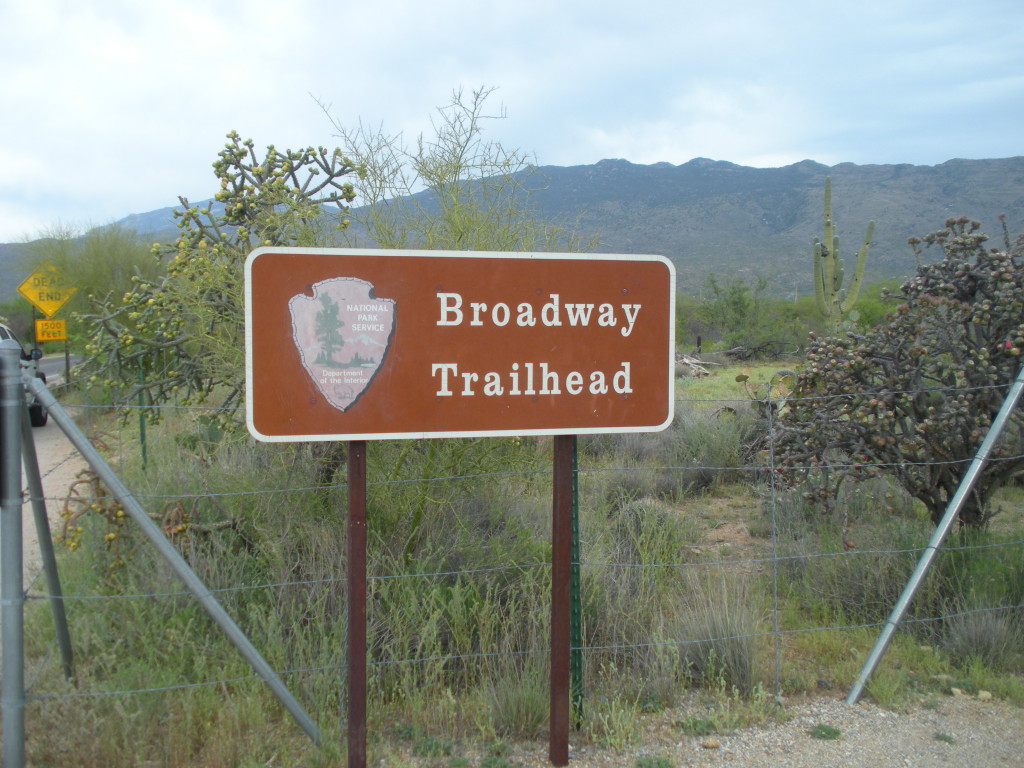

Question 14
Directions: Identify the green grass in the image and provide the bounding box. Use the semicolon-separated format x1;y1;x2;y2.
676;362;797;406
808;724;842;740
635;756;674;768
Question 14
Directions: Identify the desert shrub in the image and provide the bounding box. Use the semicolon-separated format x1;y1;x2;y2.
696;274;809;356
609;500;690;571
677;571;765;696
768;472;919;540
782;542;919;626
634;644;685;713
671;407;755;488
774;479;1024;641
577;480;705;659
635;757;674;768
586;687;642;750
928;529;1024;607
487;656;548;737
772;486;932;627
581;407;756;503
601;467;663;507
779;217;1024;528
365;437;546;565
940;602;1023;669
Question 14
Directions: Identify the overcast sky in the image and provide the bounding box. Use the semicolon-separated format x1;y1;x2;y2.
1;0;1021;243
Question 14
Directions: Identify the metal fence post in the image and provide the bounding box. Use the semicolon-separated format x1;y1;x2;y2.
1;339;26;768
847;362;1024;704
20;407;74;681
23;375;322;744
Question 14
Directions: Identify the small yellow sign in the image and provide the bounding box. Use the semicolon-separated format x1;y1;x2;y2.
18;267;77;318
35;318;67;342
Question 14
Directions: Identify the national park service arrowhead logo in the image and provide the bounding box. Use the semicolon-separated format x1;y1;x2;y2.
288;278;396;412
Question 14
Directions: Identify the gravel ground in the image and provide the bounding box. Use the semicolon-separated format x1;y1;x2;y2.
488;693;1024;768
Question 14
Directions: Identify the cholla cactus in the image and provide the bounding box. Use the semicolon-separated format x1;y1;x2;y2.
813;177;874;329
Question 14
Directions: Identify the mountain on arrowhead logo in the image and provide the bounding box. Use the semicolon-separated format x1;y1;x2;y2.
288;278;396;412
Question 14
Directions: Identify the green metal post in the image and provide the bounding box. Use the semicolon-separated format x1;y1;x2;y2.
570;434;583;726
137;347;147;470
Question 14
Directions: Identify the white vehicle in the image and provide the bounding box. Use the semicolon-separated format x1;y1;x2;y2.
0;322;48;427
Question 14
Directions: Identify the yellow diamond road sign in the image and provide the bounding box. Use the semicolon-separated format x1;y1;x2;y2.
18;268;77;317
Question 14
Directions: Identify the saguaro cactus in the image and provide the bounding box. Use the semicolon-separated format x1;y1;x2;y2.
813;177;874;329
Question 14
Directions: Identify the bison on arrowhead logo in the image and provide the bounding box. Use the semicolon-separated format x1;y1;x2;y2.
288;278;396;412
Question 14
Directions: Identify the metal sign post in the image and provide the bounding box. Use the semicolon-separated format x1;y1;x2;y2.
550;435;574;766
347;441;368;766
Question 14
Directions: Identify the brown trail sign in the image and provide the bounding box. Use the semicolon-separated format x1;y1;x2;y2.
245;248;675;440
244;248;674;767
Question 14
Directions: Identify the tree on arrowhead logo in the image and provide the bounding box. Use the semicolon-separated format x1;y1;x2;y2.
288;278;396;412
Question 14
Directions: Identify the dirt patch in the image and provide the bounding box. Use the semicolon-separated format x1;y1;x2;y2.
682;491;768;563
18;419;89;584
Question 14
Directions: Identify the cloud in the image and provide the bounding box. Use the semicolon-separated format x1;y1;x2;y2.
1;0;1022;241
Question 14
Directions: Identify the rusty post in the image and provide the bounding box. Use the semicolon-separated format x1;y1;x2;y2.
347;440;368;768
550;435;573;766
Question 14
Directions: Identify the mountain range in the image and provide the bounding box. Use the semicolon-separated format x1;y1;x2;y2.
3;155;1022;302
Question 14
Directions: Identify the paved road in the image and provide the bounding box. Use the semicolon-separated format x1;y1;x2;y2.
37;354;82;383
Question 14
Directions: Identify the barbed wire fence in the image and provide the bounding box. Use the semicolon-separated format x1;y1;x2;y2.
16;380;1024;743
